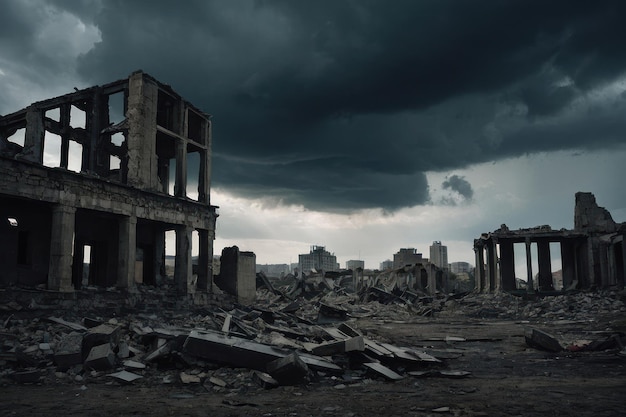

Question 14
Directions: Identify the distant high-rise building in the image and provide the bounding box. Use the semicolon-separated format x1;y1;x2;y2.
346;260;365;270
450;261;472;274
379;259;394;270
430;241;448;270
393;248;426;269
298;245;339;273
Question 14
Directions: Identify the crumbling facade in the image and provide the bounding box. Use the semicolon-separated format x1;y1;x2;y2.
474;192;625;292
215;246;256;304
0;71;217;297
298;246;339;273
393;248;426;269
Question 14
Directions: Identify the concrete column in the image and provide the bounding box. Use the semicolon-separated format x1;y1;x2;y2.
127;73;159;190
117;215;137;289
48;205;76;292
499;240;516;291
474;244;485;292
561;240;576;290
196;229;211;292
175;139;187;198
599;243;610;287
198;149;209;204
537;240;554;291
174;225;193;294
23;106;44;163
486;240;497;292
59;104;70;169
525;238;534;292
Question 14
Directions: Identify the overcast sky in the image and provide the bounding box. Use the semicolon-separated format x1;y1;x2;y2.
2;0;625;270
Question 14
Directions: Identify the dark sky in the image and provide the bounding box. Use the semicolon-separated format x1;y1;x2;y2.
3;0;625;213
0;0;626;211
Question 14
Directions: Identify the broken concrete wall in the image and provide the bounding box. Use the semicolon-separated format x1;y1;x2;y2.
575;192;617;234
216;246;256;304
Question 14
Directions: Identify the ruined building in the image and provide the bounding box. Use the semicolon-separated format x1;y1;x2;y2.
474;192;625;292
393;248;426;269
0;71;218;298
298;246;339;274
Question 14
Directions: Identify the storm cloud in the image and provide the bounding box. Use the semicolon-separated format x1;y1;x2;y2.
442;175;474;202
2;0;626;211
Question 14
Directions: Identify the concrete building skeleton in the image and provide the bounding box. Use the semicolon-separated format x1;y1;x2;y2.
474;192;625;292
0;71;218;298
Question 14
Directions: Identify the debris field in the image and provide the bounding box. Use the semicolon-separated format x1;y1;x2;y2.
2;283;626;416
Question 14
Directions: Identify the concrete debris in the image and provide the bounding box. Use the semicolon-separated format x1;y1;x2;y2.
1;282;625;397
525;327;563;352
84;343;116;370
266;352;311;385
311;336;364;356
108;370;143;383
252;371;279;389
180;372;201;384
362;362;404;381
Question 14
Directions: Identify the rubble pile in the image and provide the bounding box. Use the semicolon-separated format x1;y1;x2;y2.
444;290;626;321
3;273;625;392
1;290;452;391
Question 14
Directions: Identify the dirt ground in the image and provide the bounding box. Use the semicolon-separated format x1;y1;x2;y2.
2;306;625;417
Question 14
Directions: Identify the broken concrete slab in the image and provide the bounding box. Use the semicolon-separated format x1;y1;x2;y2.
266;352;311;385
317;303;349;323
84;343;116;371
108;370;143;383
311;336;365;356
123;359;146;370
363;362;403;381
208;376;228;387
47;316;87;331
183;330;287;371
82;324;120;359
183;330;342;374
252;371;279;389
525;327;563;352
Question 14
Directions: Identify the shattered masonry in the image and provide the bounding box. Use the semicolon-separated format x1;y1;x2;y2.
0;71;217;297
474;192;626;292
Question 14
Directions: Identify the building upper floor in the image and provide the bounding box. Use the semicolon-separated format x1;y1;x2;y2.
0;70;212;205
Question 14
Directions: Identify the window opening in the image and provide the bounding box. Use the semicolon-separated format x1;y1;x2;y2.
45;108;60;122
164;230;176;280
82;244;92;287
70;105;86;129
550;242;563;290
6;128;25;146
67;140;83;173
186;149;200;200
43;132;62;167
108;92;126;124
